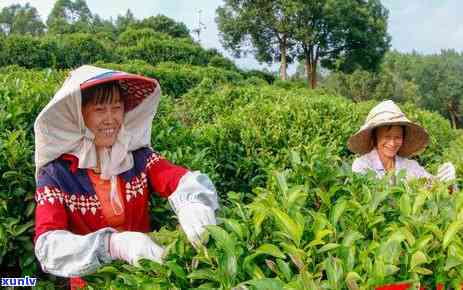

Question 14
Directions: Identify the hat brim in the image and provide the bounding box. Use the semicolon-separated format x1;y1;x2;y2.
80;73;157;112
347;121;429;157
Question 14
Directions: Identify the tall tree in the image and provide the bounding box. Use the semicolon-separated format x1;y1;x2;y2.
46;0;93;34
416;50;463;129
216;0;297;80
292;0;390;88
0;3;45;36
137;15;190;39
115;9;137;34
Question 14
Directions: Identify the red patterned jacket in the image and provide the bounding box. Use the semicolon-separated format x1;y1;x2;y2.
34;147;188;242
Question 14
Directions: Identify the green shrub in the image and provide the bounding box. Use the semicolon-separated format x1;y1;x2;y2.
86;166;463;289
208;55;238;71
272;79;307;89
116;37;210;66
1;64;462;288
179;83;461;193
56;33;111;69
96;61;244;97
241;69;276;84
0;66;67;276
0;35;54;68
118;28;171;46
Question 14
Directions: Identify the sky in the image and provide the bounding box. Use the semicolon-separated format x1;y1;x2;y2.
1;0;463;74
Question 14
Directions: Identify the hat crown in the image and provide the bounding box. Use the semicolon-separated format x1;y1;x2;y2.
366;100;405;123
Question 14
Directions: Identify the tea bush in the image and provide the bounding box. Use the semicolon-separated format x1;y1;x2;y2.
1;65;462;289
0;66;67;277
178;81;460;193
96;61;244;97
86;164;463;289
115;37;211;67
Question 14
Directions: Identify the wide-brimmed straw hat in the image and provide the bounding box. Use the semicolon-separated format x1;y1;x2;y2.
80;70;157;112
347;100;429;157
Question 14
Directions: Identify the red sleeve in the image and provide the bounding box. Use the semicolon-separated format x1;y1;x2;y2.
145;151;188;198
34;171;69;243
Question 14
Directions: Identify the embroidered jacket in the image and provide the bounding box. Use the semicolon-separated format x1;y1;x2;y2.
34;147;187;241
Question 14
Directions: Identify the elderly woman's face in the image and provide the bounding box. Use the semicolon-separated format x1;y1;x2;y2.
82;88;124;149
375;125;404;159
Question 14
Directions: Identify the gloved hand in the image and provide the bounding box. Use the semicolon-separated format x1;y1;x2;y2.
109;231;164;266
177;203;216;246
436;162;456;182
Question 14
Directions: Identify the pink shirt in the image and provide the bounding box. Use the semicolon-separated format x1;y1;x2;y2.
352;149;432;180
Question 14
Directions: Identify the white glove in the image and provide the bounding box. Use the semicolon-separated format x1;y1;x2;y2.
436;162;456;182
177;203;216;245
109;231;164;266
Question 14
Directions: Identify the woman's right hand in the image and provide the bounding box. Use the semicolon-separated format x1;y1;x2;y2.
109;231;165;266
436;162;456;182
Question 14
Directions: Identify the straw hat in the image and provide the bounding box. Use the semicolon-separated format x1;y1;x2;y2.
347;100;429;157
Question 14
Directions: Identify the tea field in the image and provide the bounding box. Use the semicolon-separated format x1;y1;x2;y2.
1;63;463;289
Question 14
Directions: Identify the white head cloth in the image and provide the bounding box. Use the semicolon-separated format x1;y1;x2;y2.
34;65;161;211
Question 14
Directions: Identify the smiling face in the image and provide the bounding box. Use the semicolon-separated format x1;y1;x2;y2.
81;83;124;149
374;125;404;159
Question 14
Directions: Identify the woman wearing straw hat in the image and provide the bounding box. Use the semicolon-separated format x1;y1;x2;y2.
347;100;456;182
33;65;219;288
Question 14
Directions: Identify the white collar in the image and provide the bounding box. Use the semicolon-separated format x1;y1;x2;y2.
366;148;406;173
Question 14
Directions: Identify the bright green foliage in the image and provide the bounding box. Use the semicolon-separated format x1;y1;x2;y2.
0;66;67;277
0;31;236;72
86;167;463;289
56;33;112;69
178;82;459;193
0;34;110;69
0;35;55;68
0;63;462;288
208;55;238;71
117;28;172;46
96;61;244;97
115;37;210;66
135;15;191;39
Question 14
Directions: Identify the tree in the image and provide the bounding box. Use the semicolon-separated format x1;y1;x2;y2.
92;14;117;38
137;15;190;39
0;3;45;36
115;9;137;34
216;0;297;80
46;0;93;34
415;50;463;129
292;0;390;88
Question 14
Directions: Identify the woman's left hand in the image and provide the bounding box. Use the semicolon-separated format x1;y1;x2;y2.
177;203;216;246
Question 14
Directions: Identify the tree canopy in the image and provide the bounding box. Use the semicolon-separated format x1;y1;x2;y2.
216;0;390;86
46;0;93;34
0;3;45;36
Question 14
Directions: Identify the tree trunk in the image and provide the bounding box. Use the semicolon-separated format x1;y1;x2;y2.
310;61;317;89
304;45;313;89
280;36;287;80
448;103;459;129
304;45;318;89
304;57;311;89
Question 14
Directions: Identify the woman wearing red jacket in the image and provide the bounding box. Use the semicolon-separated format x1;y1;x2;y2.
33;65;219;288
